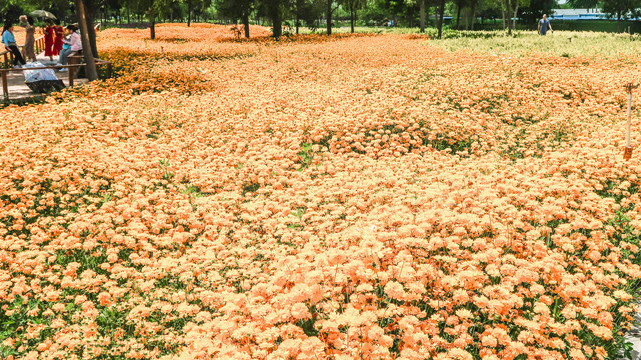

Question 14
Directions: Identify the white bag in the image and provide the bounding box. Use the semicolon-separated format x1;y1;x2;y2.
23;62;59;83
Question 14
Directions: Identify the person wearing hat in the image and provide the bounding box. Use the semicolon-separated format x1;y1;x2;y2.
19;15;37;62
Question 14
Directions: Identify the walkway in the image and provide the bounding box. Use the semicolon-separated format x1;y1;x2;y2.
624;309;641;359
2;53;88;101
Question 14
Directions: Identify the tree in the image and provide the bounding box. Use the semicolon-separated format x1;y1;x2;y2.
80;0;101;57
566;0;598;7
75;0;98;81
454;0;468;28
511;0;529;30
187;0;192;25
23;0;72;20
358;0;389;26
469;0;481;29
602;0;641;22
191;0;213;24
185;0;211;26
262;0;284;39
420;0;426;32
489;0;527;34
325;0;339;35
128;0;177;39
292;0;321;34
0;0;29;23
437;0;445;37
216;0;254;37
340;0;365;32
384;0;406;27
518;0;554;29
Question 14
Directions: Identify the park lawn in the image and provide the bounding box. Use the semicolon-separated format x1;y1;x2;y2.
1;25;641;359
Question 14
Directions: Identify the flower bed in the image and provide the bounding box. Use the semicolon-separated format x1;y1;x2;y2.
1;30;641;360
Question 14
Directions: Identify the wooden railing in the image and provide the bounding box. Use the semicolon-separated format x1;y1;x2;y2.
34;36;46;55
0;58;112;102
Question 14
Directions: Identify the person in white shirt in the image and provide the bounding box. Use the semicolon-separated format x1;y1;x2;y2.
57;25;82;72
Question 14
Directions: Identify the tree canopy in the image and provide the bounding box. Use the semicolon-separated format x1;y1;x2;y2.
3;0;640;41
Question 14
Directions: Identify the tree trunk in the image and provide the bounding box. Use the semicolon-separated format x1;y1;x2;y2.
188;0;192;27
271;0;282;39
512;4;518;30
75;0;98;81
504;0;512;34
427;3;430;28
437;0;445;38
150;18;156;39
456;0;462;29
243;13;250;38
84;4;99;58
420;0;426;32
350;8;355;33
327;0;332;35
471;0;476;30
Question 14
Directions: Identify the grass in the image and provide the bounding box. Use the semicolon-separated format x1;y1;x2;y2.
291;25;641;58
429;30;641;57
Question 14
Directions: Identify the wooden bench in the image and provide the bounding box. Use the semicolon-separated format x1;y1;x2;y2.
68;50;83;66
67;51;113;86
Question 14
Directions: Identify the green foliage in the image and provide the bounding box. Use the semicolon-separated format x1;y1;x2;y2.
297;142;315;169
518;0;556;29
0;0;28;23
601;0;641;21
0;295;53;358
241;181;260;195
159;159;174;180
180;184;210;200
215;0;254;24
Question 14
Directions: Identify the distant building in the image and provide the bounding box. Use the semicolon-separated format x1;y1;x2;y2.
550;8;606;20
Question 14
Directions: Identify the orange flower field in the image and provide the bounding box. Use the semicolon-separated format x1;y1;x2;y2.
2;25;641;359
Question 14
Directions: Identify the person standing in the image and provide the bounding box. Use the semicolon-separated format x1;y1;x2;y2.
2;23;26;68
538;14;553;35
53;19;64;56
19;16;37;63
42;19;55;61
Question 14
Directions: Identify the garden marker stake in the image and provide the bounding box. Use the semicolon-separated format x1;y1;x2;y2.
624;83;638;160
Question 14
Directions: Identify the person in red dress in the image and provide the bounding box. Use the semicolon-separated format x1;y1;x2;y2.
42;19;54;61
53;19;63;56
